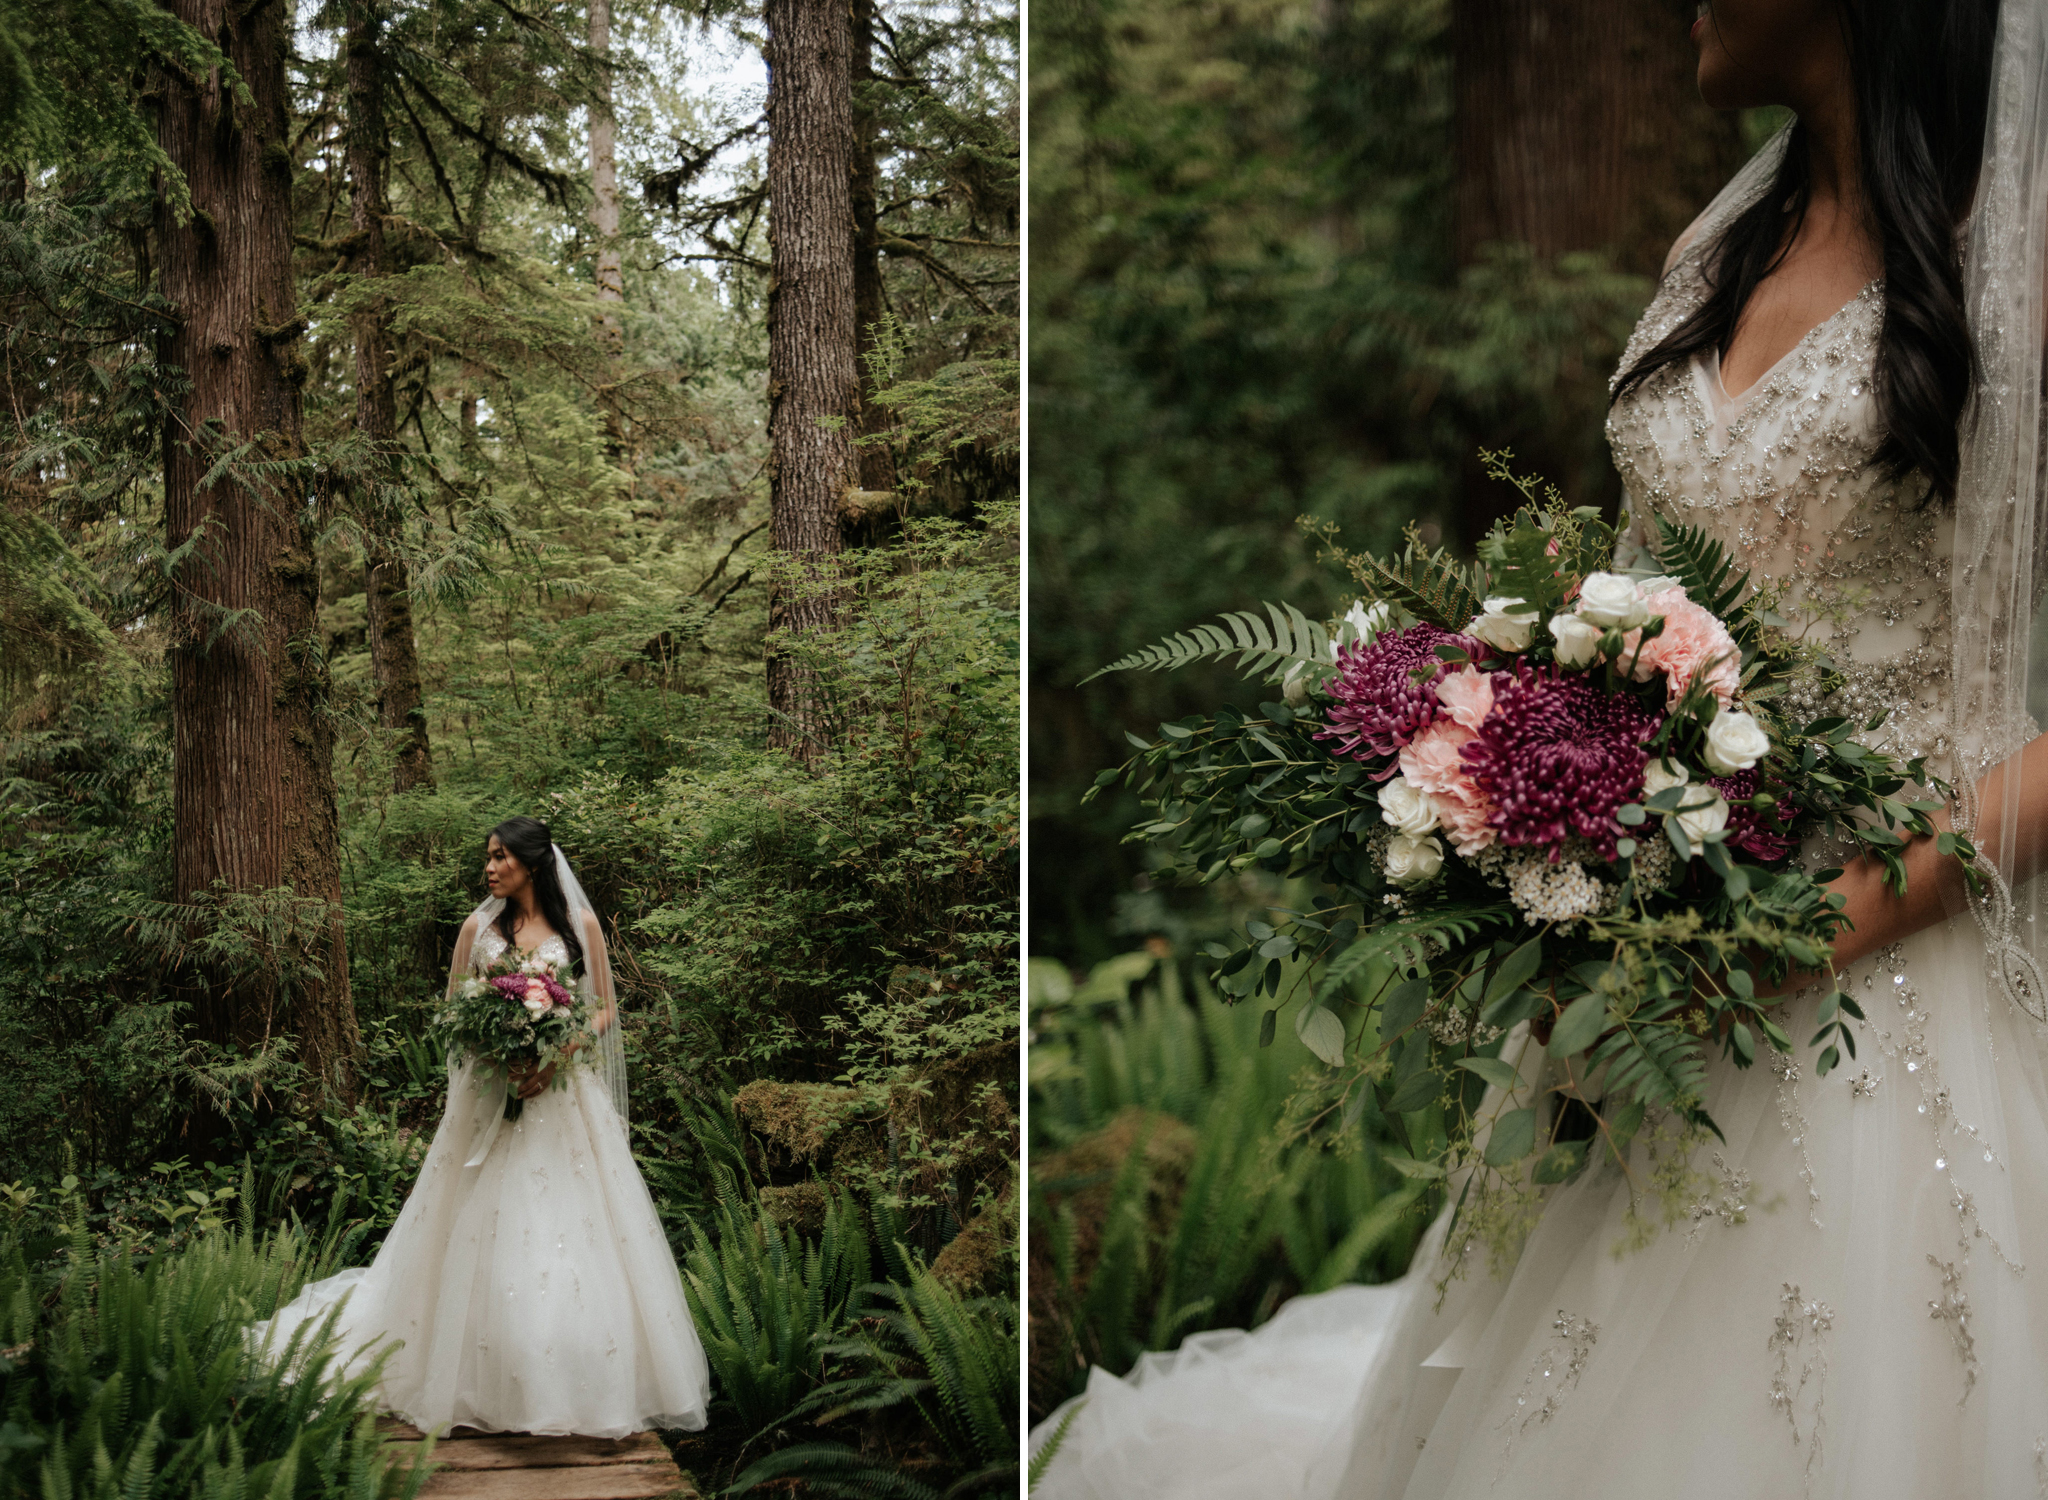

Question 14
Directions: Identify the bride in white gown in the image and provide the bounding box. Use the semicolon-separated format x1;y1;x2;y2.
252;816;712;1438
1031;1;2048;1495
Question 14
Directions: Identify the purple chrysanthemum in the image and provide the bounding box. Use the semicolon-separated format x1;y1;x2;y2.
1461;665;1660;854
1709;768;1797;862
1317;622;1486;774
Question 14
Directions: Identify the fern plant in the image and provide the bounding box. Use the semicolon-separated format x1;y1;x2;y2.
1079;601;1333;686
0;1205;434;1500
720;1264;1018;1499
677;1170;874;1438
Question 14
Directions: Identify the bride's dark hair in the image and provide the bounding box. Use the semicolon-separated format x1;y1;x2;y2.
488;815;585;973
1612;0;2000;506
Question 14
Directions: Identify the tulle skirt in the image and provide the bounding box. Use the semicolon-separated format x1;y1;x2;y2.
1029;914;2048;1498
250;1058;711;1438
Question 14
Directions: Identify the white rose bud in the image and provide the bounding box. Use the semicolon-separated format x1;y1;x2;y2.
1673;790;1731;848
1282;661;1310;707
1575;572;1651;629
1641;757;1689;797
1702;709;1770;775
1465;596;1539;653
1342;599;1392;648
1634;575;1682;596
1384;833;1445;885
1548;611;1605;668
1378;776;1442;837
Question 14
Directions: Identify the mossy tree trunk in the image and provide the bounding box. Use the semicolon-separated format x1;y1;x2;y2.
156;0;360;1108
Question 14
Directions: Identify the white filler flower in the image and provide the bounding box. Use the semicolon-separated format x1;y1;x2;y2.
1385;833;1445;884
1378;776;1442;836
1575;572;1651;630
1466;596;1540;652
1703;709;1770;774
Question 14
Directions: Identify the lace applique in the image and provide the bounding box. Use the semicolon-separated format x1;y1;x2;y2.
1850;1068;1881;1099
1494;1311;1599;1479
472;922;570;972
1766;1282;1832;1483
1769;1051;1823;1229
1683;1151;1752;1245
1928;1257;1979;1403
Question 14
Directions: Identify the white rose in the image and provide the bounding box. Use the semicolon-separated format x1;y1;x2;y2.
522;996;550;1017
1378;776;1441;837
1548;611;1605;668
1634;575;1682;596
1384;833;1445;885
1641;757;1689;797
1702;709;1770;775
1575;572;1650;629
1673;789;1730;848
1466;596;1539;653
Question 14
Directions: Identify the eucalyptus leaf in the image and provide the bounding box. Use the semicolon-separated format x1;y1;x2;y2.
1482;1107;1537;1168
1456;1055;1522;1092
1295;1004;1346;1066
1548;990;1609;1058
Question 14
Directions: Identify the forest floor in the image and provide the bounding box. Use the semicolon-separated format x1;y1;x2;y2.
380;1420;699;1499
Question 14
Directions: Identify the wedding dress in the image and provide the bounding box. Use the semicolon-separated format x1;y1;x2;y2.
1029;59;2048;1500
251;875;712;1438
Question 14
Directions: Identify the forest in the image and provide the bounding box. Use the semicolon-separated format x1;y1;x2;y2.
0;0;1017;1494
1028;0;1776;1435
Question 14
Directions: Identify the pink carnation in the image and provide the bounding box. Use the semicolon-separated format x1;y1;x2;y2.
1628;587;1740;709
1400;720;1497;855
1435;667;1496;731
1399;720;1476;796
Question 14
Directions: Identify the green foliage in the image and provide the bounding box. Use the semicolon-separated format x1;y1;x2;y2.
1027;955;1424;1422
0;1205;432;1500
679;1176;875;1439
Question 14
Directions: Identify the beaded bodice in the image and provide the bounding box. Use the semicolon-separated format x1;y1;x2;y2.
472;922;570;972
1605;244;1955;774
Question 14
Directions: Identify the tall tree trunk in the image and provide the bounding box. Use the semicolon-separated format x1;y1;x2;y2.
764;0;858;766
156;0;359;1108
589;0;624;358
347;0;433;793
1451;0;1745;535
849;0;897;514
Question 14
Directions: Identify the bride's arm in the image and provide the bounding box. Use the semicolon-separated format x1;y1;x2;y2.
580;908;617;1038
1799;734;2048;976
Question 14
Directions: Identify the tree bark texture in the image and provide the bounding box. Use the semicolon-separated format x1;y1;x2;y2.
347;0;433;794
590;0;624;353
765;0;858;765
156;0;359;1105
1452;0;1744;277
850;0;898;506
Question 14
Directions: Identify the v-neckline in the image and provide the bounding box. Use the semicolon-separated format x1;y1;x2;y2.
1706;278;1879;407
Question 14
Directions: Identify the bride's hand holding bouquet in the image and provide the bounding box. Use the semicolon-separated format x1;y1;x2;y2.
433;951;596;1119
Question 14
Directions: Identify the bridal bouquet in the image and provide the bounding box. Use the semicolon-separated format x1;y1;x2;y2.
434;951;594;1120
1088;457;1975;1234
